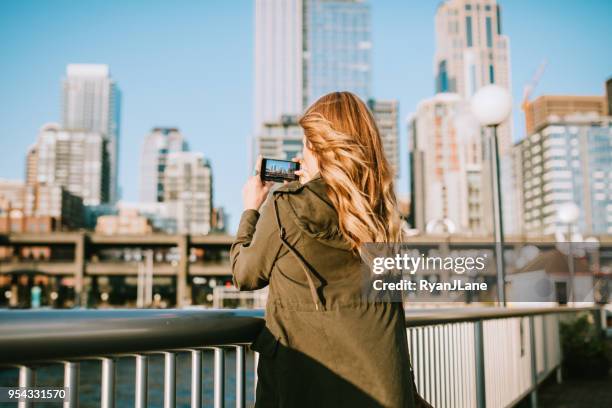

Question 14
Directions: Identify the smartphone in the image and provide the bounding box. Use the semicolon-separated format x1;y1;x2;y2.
260;158;300;183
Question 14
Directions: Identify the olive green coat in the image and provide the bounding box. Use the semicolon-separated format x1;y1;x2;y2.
231;175;419;408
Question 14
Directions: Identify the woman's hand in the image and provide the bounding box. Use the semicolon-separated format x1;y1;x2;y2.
293;156;315;184
243;156;274;211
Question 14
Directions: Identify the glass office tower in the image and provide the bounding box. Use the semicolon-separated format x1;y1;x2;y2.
305;0;372;105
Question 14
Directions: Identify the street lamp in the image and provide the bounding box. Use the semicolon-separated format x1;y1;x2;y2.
471;85;512;306
557;202;580;304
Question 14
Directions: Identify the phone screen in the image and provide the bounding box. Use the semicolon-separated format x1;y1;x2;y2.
261;158;300;182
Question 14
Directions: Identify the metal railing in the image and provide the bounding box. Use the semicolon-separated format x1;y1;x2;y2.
0;306;599;408
0;309;264;408
404;307;598;408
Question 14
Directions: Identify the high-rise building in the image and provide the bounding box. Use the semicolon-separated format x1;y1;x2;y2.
254;0;304;132
0;179;26;211
411;0;516;236
256;115;304;160
0;180;83;232
514;92;612;236
164;152;213;235
434;0;512;152
524;95;607;136
368;99;399;178
306;0;371;105
24;184;84;230
409;93;490;234
62;64;121;202
253;0;372;161
514;117;612;236
34;123;110;206
0;180;26;234
139;127;189;203
25;145;38;187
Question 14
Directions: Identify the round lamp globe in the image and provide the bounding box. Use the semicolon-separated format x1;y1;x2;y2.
470;85;512;126
557;202;580;224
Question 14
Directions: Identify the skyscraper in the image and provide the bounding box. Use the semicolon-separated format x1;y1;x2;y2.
62;64;121;202
434;0;512;152
164;152;213;235
524;95;607;136
25;144;38;186
256;115;304;160
515;117;612;236
253;0;372;161
34;123;110;206
409;94;490;233
139;127;189;203
368;99;399;178
514;92;612;235
254;0;304;132
306;0;371;105
409;0;516;236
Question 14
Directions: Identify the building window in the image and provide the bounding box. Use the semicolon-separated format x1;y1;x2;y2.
465;4;472;10
466;16;473;47
496;6;502;34
486;17;493;47
489;65;495;84
437;60;449;92
470;64;476;95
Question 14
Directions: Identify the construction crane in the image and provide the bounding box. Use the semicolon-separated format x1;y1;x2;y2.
521;59;548;111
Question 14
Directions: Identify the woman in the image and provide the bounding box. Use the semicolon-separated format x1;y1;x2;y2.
231;92;430;407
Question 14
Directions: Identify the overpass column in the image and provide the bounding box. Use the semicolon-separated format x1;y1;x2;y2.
74;232;86;307
177;235;190;307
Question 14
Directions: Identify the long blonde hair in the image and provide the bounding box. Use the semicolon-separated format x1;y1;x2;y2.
299;91;401;251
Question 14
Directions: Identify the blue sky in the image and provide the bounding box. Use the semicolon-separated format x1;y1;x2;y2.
1;0;610;233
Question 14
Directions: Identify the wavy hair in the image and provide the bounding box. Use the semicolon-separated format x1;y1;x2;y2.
299;91;401;251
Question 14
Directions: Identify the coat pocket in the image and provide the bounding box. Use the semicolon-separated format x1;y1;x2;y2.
250;326;280;358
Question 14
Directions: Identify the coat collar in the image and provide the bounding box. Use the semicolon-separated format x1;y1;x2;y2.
274;173;333;205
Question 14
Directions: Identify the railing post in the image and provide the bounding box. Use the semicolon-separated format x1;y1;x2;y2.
474;320;486;408
164;352;176;408
74;232;86;307
100;357;115;408
191;350;202;408
253;351;259;403
63;361;79;408
542;315;548;373
214;347;225;408
135;354;148;408
529;316;538;408
235;345;246;408
176;235;190;307
555;313;563;384
18;365;34;408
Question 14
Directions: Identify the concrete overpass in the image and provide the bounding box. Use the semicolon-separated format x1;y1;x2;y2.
1;232;611;306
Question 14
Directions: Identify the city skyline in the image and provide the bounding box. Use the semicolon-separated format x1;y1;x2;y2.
1;0;611;232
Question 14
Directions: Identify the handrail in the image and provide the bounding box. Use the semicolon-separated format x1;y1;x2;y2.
0;309;265;366
403;306;598;327
0;306;597;366
0;306;603;407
